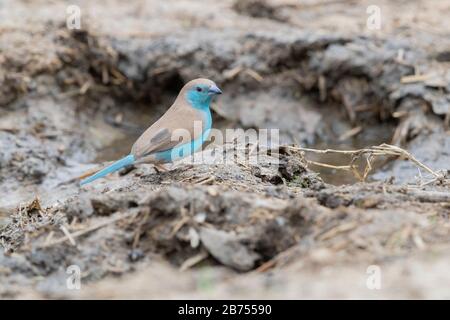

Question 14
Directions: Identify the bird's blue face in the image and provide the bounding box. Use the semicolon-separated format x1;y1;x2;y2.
186;83;222;110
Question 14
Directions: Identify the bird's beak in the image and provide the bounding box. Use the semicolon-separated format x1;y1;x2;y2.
208;84;222;95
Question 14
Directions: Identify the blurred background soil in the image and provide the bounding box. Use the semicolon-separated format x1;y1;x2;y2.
0;0;449;299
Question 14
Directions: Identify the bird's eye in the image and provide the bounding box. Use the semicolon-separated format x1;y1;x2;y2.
196;87;202;92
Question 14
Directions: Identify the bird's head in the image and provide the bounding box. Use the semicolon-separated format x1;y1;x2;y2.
183;78;222;110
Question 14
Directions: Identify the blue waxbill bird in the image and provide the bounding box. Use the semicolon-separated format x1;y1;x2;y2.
80;78;222;185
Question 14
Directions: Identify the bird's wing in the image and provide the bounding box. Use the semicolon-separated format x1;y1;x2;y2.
131;105;205;159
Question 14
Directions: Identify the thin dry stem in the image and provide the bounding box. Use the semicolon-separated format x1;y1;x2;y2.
284;143;444;182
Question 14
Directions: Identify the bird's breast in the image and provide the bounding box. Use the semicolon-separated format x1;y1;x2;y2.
153;108;212;163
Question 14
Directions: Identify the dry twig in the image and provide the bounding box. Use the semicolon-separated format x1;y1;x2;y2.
280;143;444;183
39;212;136;248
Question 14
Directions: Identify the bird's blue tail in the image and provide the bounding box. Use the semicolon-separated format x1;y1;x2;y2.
80;154;135;186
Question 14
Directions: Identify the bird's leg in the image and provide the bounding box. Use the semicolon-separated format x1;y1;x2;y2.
154;163;169;173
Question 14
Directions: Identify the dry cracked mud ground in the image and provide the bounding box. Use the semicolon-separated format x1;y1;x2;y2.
0;0;449;299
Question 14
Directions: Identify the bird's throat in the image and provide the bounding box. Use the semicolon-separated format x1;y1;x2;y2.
187;92;212;110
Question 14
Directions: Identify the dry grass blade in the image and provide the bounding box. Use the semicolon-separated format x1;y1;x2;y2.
39;212;136;248
284;143;445;183
179;251;209;271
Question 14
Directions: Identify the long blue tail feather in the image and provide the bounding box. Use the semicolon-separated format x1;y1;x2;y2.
80;154;135;185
